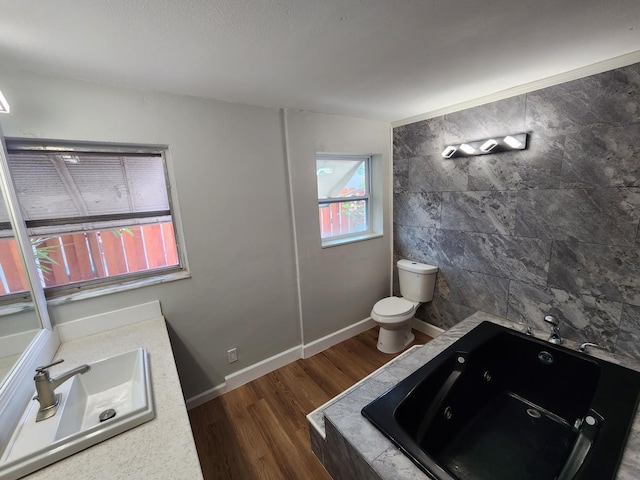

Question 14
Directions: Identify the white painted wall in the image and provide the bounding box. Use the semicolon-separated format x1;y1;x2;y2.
285;110;392;342
0;71;391;399
0;309;40;337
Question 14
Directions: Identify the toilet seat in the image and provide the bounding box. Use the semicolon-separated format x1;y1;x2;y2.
371;297;417;323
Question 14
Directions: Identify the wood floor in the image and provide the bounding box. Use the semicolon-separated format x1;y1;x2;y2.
188;328;432;480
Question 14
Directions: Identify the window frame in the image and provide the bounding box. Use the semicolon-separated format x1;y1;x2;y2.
2;138;188;301
316;153;373;245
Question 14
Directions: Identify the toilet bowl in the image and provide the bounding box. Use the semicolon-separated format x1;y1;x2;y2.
371;297;418;354
371;260;438;354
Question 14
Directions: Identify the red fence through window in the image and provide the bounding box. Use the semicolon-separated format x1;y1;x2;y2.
319;186;367;238
0;221;178;296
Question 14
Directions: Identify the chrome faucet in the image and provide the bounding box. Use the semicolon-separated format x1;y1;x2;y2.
544;315;562;345
34;359;91;422
578;342;599;353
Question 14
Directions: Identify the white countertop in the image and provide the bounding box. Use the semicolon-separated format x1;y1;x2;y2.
23;316;203;480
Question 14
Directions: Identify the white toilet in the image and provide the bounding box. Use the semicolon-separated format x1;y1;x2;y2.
371;259;438;354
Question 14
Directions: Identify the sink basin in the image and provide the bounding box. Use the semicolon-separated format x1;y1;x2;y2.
0;348;154;480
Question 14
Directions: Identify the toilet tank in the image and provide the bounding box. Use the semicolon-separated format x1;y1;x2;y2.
397;259;438;303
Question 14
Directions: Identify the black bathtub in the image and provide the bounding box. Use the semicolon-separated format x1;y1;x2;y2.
362;321;640;480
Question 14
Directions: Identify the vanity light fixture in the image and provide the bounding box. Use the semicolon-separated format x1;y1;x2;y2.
441;133;528;158
0;90;10;113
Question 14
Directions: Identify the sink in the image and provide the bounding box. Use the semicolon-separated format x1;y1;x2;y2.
0;348;154;480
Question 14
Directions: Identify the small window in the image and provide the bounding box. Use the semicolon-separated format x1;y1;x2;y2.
317;154;371;242
3;141;182;298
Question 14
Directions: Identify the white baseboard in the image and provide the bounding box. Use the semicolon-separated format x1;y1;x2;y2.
185;317;446;410
185;345;302;410
301;317;376;359
185;382;229;410
185;317;447;410
411;318;444;339
225;345;301;390
55;300;162;342
186;317;377;409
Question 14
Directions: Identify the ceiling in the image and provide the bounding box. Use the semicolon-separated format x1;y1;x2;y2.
1;0;640;123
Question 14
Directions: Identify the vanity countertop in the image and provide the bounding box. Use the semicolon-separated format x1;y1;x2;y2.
23;316;203;480
308;312;640;480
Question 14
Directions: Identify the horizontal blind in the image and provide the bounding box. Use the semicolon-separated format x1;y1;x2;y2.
10;154;79;218
6;152;170;233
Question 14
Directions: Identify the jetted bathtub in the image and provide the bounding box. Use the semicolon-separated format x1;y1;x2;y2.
362;321;640;480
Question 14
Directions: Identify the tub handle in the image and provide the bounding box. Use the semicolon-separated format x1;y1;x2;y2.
557;410;603;480
416;352;468;445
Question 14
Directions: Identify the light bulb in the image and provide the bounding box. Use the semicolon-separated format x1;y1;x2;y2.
459;143;476;154
441;146;457;158
503;135;522;149
480;139;498;152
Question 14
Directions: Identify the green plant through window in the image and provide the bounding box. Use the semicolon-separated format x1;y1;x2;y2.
30;228;135;280
338;162;367;229
31;237;60;276
340;201;367;228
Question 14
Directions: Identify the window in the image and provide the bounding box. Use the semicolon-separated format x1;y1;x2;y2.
0;140;182;300
317;154;371;242
0;228;31;302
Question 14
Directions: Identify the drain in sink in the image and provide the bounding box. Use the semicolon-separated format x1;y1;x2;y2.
99;409;117;422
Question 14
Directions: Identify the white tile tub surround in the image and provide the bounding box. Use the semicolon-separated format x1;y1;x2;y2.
21;316;203;480
308;312;640;480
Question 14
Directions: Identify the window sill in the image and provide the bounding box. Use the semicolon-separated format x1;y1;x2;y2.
45;270;191;306
321;233;383;249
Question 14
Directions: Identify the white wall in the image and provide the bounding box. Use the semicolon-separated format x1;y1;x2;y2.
285;110;392;342
0;71;391;399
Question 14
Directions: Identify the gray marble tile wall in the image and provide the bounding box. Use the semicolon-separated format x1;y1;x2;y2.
393;62;640;358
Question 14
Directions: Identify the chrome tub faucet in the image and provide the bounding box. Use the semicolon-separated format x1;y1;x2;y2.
544;315;562;345
578;342;599;353
34;359;91;422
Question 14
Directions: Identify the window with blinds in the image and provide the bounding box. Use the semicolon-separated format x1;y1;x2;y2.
1;141;181;297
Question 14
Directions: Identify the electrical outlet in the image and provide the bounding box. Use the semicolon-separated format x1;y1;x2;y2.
227;348;238;363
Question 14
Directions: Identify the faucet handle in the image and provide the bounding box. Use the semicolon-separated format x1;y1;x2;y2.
543;315;559;327
35;358;64;373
